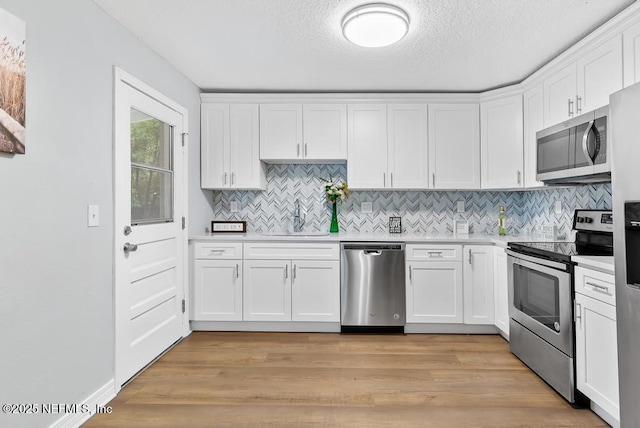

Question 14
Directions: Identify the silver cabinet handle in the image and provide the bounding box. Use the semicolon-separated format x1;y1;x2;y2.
568;98;574;117
293;264;297;280
209;249;224;255
285;264;289;279
231;172;235;185
517;170;521;185
383;172;386;187
304;143;308;157
468;249;472;264
390;172;394;188
576;95;582;114
432;173;435;188
223;172;228;184
297;143;300;158
236;263;239;278
428;251;443;257
586;281;610;294
575;301;582;324
123;242;138;253
409;265;412;283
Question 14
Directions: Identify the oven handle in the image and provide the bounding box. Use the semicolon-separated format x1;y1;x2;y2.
505;249;570;272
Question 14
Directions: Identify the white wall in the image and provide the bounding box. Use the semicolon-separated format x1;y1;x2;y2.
0;0;209;426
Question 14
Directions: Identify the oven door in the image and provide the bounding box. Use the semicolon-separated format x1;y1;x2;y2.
506;250;574;357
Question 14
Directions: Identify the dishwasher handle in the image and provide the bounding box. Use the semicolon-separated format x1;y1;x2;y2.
342;243;404;251
364;250;382;255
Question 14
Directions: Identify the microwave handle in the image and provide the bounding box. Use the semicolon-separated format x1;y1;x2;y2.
581;120;600;165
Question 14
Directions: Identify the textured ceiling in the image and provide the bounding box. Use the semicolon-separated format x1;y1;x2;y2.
94;0;636;92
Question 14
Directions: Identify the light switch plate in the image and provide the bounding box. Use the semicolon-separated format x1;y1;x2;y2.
361;201;373;214
230;200;240;213
87;205;99;227
554;200;562;215
457;201;465;213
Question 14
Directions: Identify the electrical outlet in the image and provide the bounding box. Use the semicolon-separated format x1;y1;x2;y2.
554;200;562;216
230;200;240;213
361;201;373;214
457;201;465;213
87;205;99;227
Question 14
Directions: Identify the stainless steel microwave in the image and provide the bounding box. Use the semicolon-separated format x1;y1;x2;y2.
536;106;610;184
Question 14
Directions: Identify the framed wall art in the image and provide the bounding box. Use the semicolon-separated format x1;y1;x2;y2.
0;6;25;155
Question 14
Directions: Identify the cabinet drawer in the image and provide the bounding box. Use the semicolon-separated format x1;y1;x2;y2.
244;242;339;260
575;266;615;306
406;244;462;262
193;242;243;260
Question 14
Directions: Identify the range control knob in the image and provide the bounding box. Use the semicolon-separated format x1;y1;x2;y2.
585;217;594;224
576;217;585;223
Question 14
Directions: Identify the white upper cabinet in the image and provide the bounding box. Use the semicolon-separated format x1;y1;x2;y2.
576;35;623;113
480;94;524;189
523;84;544;188
259;104;303;161
543;63;577;126
347;104;388;189
387;104;429;189
544;35;622;126
260;103;347;162
428;104;480;189
201;103;266;190
302;104;347;161
624;20;640;87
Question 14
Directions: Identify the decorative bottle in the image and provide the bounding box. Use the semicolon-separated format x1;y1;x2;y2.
498;205;507;236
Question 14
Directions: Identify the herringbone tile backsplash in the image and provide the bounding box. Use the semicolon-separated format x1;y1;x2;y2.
211;164;611;238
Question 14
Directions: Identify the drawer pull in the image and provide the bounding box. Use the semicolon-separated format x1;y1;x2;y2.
428;251;443;257
209;249;225;254
587;281;610;294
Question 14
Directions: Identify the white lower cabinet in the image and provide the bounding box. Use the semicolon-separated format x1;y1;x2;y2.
242;243;340;323
291;260;340;322
193;259;243;321
243;259;292;321
463;245;495;325
575;266;619;425
406;244;463;323
493;247;509;337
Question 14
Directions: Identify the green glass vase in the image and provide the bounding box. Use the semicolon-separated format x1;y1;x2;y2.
330;202;339;233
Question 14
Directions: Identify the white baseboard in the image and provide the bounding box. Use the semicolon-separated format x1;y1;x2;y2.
49;379;117;428
591;401;620;428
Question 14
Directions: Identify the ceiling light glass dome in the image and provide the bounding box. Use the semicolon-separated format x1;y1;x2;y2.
342;3;410;48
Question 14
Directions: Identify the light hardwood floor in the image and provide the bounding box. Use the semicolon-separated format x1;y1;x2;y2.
85;332;607;427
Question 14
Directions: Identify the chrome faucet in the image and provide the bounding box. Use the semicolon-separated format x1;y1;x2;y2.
292;199;306;233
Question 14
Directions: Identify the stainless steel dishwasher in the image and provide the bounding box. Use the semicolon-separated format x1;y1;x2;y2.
341;243;406;332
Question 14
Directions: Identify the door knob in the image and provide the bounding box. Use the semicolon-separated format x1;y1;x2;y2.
123;242;138;253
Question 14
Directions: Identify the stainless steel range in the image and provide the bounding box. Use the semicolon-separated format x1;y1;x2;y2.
506;209;613;404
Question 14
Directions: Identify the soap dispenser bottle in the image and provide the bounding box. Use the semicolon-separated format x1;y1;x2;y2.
498;206;507;236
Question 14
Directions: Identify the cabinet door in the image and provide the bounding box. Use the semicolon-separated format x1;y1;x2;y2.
576;35;623;113
387;104;429;189
291;260;340;322
428;104;480;189
406;261;463;323
201;103;229;189
303;104;347;161
544;63;577;126
229;104;266;189
523;84;544;188
624;21;640;87
243;260;292;321
259;104;303;161
493;247;509;337
463;246;495;325
193;260;242;321
480;94;524;189
347;104;387;189
575;293;620;421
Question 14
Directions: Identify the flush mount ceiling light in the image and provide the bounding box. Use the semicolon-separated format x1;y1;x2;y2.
342;3;409;48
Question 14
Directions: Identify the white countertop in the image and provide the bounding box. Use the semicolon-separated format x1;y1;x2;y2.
572;255;615;273
189;231;563;247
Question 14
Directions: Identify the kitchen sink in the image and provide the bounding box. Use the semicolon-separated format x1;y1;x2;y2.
262;231;330;237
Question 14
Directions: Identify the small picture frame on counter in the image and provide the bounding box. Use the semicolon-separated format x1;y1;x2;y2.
389;216;402;234
211;220;246;233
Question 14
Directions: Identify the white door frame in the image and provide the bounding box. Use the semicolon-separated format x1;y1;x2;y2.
113;67;190;389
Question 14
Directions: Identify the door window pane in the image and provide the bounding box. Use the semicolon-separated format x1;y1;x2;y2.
130;108;173;224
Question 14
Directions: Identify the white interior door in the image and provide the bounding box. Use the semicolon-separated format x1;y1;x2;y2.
114;69;187;387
